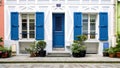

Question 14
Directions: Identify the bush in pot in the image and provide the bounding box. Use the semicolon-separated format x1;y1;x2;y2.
0;46;12;58
115;33;120;58
71;35;87;57
0;37;3;46
79;45;87;57
103;48;109;57
25;43;37;57
36;40;46;57
71;43;81;57
108;47;116;58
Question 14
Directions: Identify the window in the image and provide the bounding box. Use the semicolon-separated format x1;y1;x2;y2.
20;14;35;39
82;14;97;39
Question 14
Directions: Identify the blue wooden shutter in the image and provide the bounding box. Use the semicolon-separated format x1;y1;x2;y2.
11;12;19;40
36;12;44;40
74;12;82;40
99;12;108;41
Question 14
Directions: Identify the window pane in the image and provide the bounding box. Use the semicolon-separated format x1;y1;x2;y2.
29;14;35;19
29;23;34;30
22;23;27;30
22;31;27;38
22;19;27;23
29;31;34;38
22;14;27;19
55;16;62;31
29;19;34;23
83;14;88;38
90;14;96;39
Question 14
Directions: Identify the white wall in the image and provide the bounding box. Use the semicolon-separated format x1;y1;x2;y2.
4;0;115;55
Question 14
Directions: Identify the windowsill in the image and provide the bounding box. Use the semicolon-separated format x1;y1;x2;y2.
85;39;99;43
19;39;35;42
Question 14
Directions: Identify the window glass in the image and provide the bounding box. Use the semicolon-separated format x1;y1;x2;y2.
21;14;35;39
82;14;97;39
83;14;88;38
90;14;96;39
55;16;62;31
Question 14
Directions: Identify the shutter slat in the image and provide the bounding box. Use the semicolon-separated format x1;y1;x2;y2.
36;12;44;40
99;12;108;41
11;12;19;40
74;12;82;40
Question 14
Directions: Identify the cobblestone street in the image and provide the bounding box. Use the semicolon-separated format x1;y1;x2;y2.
0;63;120;68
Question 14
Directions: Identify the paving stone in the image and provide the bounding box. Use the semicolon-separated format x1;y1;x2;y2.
0;63;120;68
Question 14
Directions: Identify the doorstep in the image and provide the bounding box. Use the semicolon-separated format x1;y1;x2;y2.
0;54;120;63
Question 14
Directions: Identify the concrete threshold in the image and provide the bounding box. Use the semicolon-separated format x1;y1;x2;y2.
0;54;120;63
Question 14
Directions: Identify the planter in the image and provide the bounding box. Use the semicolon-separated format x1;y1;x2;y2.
116;52;120;58
30;53;36;57
0;51;2;58
109;53;115;58
39;50;46;57
2;52;8;58
7;51;12;57
72;50;86;57
103;52;109;57
72;52;80;57
79;50;86;57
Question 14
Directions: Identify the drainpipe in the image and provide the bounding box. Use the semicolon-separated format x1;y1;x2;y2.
116;0;117;34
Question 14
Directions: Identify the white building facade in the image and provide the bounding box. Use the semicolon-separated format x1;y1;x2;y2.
4;0;115;55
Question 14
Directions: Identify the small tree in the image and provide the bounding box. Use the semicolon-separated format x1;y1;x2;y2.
72;35;87;53
36;40;46;51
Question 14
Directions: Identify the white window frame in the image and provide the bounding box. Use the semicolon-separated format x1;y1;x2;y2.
82;13;98;40
19;13;35;40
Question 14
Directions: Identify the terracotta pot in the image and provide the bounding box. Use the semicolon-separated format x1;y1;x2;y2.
30;53;36;57
2;52;8;58
116;52;120;58
109;53;115;58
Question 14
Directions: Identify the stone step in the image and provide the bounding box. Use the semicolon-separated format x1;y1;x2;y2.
52;48;65;51
47;52;71;57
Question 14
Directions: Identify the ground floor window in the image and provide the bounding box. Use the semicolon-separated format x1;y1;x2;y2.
20;13;35;39
82;14;97;40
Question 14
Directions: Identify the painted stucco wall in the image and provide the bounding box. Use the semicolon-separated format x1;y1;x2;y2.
117;3;120;33
0;0;4;45
4;0;115;55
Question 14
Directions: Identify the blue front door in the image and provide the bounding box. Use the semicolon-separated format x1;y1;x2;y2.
53;13;65;48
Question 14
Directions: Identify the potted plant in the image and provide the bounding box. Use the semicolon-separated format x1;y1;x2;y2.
0;37;3;46
25;43;37;57
36;40;46;57
71;43;81;57
115;33;120;58
103;48;109;57
0;46;12;58
79;45;87;57
71;35;87;57
108;47;115;58
2;47;8;58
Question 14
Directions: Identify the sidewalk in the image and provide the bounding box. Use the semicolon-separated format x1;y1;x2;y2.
0;54;120;63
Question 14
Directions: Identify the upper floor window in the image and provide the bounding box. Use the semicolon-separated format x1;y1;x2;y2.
20;14;35;39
